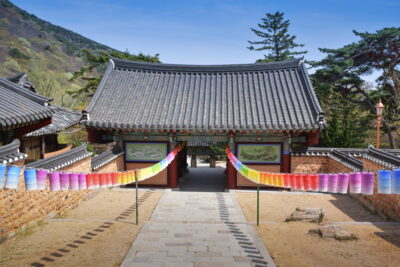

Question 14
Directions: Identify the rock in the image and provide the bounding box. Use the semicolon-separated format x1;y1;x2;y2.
309;225;358;241
285;207;324;223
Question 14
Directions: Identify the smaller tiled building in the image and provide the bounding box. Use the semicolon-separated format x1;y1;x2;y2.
0;77;53;145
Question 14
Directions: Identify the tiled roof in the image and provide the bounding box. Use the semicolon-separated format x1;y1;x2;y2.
26;143;92;171
25;106;81;137
292;146;400;170
0;77;53;129
0;139;27;164
83;58;325;131
364;146;400;169
7;72;36;92
91;145;124;170
330;149;363;171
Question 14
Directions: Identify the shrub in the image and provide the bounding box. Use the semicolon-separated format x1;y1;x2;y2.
9;47;30;59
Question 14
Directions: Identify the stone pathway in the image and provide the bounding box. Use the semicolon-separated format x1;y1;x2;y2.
121;191;275;267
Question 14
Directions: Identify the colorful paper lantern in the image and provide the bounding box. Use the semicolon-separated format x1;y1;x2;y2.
0;164;6;189
111;173;119;185
122;172;128;184
70;173;79;191
392;169;400;194
337;173;349;194
93;173;100;188
277;174;284;187
99;173;107;188
327;174;338;193
289;174;297;190
78;173;87;190
361;172;374;195
24;168;37;191
349;173;362;194
302;174;311;191
86;173;94;189
318;174;328;192
60;173;70;191
49;172;61;191
283;174;290;188
295;174;303;190
310;174;318;191
106;173;112;186
378;170;391;194
36;169;47;190
117;173;123;185
5;165;21;190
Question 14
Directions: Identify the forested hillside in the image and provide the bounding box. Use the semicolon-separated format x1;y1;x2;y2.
0;0;116;107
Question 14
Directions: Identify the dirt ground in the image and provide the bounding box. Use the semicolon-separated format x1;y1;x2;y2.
0;189;162;267
236;192;400;267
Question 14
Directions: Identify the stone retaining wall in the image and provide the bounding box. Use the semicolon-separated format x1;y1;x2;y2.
291;155;400;221
353;157;400;221
0;156;121;243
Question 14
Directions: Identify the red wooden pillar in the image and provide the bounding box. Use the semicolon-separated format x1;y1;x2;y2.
282;154;291;173
168;156;178;188
227;159;237;189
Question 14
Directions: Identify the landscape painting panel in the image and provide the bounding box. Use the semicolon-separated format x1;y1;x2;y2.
125;142;167;162
238;144;281;163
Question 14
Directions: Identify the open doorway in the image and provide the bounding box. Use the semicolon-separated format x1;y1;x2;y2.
178;141;227;192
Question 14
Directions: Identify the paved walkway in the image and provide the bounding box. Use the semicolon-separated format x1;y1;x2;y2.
121;191;275;267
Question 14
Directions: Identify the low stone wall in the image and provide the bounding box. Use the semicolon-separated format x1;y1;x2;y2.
291;156;328;173
93;154;125;173
352;158;400;221
291;155;400;221
326;157;353;173
1;154;127;242
0;157;96;242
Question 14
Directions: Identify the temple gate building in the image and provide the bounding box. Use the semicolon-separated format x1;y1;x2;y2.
82;58;325;189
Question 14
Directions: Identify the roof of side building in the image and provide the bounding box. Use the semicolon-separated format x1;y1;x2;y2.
0;77;53;129
26;143;92;171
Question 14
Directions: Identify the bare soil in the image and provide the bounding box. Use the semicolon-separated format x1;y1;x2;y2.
0;189;162;267
236;192;400;267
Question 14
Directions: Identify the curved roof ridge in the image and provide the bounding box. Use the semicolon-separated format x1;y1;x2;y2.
0;77;52;104
111;58;302;72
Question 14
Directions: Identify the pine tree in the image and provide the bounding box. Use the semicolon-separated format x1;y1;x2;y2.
248;11;306;62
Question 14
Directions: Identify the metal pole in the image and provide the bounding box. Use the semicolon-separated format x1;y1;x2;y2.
376;116;381;149
257;184;260;226
135;170;139;225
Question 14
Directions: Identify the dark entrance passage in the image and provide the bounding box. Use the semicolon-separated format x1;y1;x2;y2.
178;166;227;192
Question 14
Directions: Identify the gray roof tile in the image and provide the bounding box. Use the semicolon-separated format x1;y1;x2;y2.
26;143;92;171
0;77;53;129
0;139;27;164
25;106;81;137
83;58;325;131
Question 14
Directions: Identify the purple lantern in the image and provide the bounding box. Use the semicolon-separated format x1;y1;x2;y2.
78;173;87;190
49;172;61;191
69;173;79;191
36;169;48;190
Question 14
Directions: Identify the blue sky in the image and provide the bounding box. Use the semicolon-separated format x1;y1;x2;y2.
12;0;400;66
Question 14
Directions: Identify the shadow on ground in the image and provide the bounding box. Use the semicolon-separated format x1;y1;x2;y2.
178;166;227;192
329;195;400;248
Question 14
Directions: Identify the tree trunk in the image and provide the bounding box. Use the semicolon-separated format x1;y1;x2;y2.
382;121;397;149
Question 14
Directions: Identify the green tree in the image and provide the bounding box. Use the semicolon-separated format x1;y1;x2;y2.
69;49;160;104
318;95;370;148
247;11;306;62
311;27;400;148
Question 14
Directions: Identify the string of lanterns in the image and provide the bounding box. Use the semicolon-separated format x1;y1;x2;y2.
0;146;183;192
226;148;400;195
